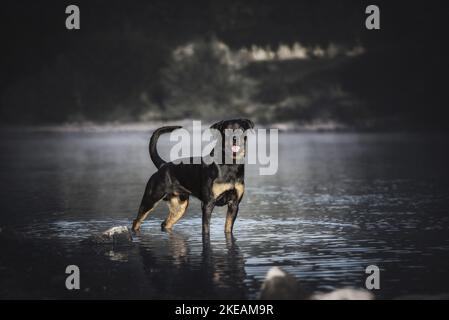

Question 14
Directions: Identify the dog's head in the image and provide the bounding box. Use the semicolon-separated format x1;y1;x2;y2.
210;119;254;162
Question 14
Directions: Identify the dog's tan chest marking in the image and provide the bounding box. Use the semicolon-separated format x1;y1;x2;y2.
212;182;244;200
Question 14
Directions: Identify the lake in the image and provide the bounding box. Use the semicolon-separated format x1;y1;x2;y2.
1;130;449;299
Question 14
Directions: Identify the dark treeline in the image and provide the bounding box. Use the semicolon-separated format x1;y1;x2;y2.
0;0;447;130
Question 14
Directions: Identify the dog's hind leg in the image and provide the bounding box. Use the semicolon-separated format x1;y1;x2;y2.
132;175;165;231
161;195;189;230
225;185;244;233
225;202;239;233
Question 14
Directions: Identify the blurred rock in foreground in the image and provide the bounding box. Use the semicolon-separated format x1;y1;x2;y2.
260;266;374;300
259;267;307;300
311;288;374;300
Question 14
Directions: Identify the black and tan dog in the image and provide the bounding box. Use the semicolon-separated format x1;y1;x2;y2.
131;119;254;234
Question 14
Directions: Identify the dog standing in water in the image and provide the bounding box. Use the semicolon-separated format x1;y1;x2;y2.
131;119;254;234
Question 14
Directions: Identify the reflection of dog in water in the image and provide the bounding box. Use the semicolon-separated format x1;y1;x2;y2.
132;119;254;233
138;232;247;299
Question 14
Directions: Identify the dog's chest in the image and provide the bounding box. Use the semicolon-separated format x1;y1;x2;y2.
212;182;244;200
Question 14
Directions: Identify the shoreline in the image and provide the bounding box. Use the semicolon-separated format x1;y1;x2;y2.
1;120;448;134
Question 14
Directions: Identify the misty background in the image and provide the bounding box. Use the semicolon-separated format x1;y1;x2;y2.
0;0;447;130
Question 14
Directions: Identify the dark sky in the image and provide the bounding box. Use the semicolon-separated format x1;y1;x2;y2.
0;0;447;127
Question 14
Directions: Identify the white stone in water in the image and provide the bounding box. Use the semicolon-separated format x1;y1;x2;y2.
265;266;286;280
259;267;304;299
102;226;129;237
311;288;375;300
86;225;133;245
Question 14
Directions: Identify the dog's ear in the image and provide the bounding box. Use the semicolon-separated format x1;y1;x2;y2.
243;119;255;129
210;120;224;132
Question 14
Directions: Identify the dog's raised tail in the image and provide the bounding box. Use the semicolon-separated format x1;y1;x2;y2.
149;126;182;169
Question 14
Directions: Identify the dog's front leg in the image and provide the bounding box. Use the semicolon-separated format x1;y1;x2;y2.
201;201;215;234
225;202;239;233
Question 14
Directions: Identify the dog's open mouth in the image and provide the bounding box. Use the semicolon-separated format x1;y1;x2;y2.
232;136;241;154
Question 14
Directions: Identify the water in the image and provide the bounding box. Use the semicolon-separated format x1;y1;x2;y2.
1;131;449;299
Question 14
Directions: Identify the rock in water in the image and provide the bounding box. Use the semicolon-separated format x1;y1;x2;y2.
102;226;130;237
312;288;374;300
259;267;306;299
86;226;133;245
259;266;375;300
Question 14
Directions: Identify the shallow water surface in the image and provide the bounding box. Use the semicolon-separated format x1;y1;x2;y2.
1;131;449;299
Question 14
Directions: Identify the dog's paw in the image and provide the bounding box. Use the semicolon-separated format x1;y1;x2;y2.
131;220;141;232
161;220;174;232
